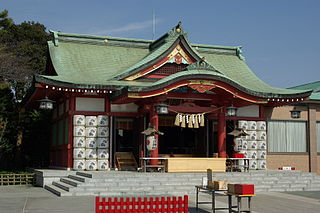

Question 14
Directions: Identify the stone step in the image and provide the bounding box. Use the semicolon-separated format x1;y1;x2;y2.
82;176;204;183
68;174;86;182
60;177;83;187
52;181;74;192
283;187;305;192
71;190;191;197
305;183;320;188
267;187;295;192
76;171;92;178
44;184;72;196
78;171;207;178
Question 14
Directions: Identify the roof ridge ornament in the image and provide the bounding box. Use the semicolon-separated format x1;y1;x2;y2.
50;30;59;47
186;58;222;74
149;21;190;51
167;21;188;40
236;46;245;60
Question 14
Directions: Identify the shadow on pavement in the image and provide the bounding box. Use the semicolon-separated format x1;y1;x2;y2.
188;207;210;213
282;191;320;200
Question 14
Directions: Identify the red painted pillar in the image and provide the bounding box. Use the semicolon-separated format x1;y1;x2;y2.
218;110;226;158
104;97;110;113
259;105;265;119
149;106;159;165
139;114;145;167
67;95;75;169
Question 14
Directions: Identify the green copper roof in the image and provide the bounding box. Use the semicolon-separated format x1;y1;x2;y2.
37;24;312;99
288;81;320;100
128;62;309;98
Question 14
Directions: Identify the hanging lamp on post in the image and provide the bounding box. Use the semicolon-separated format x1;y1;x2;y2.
155;103;169;114
290;108;301;119
226;106;237;117
38;96;55;110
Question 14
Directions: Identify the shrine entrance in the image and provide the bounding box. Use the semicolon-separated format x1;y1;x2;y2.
158;115;218;157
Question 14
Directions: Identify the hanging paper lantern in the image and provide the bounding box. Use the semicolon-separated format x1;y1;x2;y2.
181;115;186;128
200;113;205;127
174;113;180;126
146;136;157;150
188;115;193;128
194;114;199;128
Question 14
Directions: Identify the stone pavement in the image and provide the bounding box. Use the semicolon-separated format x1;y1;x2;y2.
1;185;320;213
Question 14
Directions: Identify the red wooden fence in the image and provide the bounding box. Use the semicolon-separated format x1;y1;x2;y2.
96;195;188;213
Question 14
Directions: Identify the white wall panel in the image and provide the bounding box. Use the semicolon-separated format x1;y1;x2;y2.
76;97;105;112
111;103;138;112
237;105;259;117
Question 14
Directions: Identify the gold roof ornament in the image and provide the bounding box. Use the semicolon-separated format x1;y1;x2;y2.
228;128;249;137
175;21;182;33
141;125;164;136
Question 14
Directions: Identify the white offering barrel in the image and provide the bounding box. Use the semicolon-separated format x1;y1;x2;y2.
97;127;109;137
234;138;248;151
97;149;109;159
247;150;257;159
257;150;267;159
73;160;85;170
86;127;97;137
257;159;267;170
238;120;248;130
73;148;85;159
247;141;257;150
248;121;257;130
97;138;109;148
85;160;97;170
247;131;257;140
85;138;97;149
257;131;267;140
85;149;97;159
249;160;257;170
98;160;109;170
74;126;85;137
257;141;267;150
85;116;97;127
97;115;109;126
73;115;85;126
257;121;266;130
73;137;85;148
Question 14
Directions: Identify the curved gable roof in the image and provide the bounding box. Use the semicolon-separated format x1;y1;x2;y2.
111;23;202;81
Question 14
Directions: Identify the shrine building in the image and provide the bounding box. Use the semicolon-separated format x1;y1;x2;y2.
24;23;314;172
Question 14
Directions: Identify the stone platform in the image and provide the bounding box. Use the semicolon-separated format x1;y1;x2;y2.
32;169;320;197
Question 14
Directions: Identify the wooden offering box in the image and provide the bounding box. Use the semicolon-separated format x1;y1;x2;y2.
234;184;255;195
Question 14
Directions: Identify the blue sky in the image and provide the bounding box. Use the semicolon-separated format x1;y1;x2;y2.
1;0;319;88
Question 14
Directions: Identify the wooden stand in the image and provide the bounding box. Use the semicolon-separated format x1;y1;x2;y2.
166;158;226;172
115;152;138;170
195;185;236;213
227;193;255;213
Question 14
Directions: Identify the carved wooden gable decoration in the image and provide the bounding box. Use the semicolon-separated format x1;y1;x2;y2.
124;43;196;81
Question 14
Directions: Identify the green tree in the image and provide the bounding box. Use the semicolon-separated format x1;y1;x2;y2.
0;9;50;101
0;10;51;170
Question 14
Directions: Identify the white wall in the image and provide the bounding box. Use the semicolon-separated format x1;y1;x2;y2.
111;103;138;112
76;97;105;112
237;105;259;117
